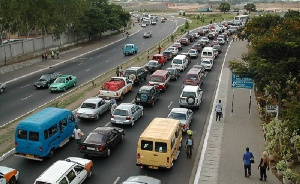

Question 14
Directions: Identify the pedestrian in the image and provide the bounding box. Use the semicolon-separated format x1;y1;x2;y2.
187;129;193;136
116;67;120;77
243;147;254;178
110;99;117;115
158;45;162;54
186;134;194;159
119;66;124;77
56;49;60;59
215;100;223;121
210;20;212;24
147;50;150;60
258;151;270;181
226;37;229;44
42;53;45;60
232;34;236;42
73;125;83;149
45;52;48;60
51;50;55;59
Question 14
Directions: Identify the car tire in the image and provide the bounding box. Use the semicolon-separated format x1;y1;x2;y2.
95;114;100;121
119;93;124;100
73;82;76;87
48;148;55;158
121;134;124;142
0;88;3;93
87;167;93;178
187;97;195;105
131;119;135;127
63;87;66;92
107;149;111;157
8;176;16;184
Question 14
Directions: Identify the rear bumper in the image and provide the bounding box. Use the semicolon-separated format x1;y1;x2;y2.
15;153;44;161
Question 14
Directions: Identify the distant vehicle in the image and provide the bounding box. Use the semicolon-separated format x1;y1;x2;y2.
217;38;225;45
201;58;214;71
172;42;182;51
161;18;165;23
180;37;190;46
178;10;185;13
188;49;198;59
0;166;19;184
122;44;138;56
122;175;161;184
111;103;143;127
144;60;162;73
143;31;152;38
192;43;202;52
80;127;125;157
234;15;249;24
34;72;61;89
168;108;193;132
0;83;6;93
152;54;167;66
167;46;179;56
135;85;160;107
141;23;147;27
49;75;77;92
162;50;174;60
213;45;222;54
198;8;213;12
200;37;209;44
151;20;157;25
76;97;110;120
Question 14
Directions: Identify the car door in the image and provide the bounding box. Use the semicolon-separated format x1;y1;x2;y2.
107;131;118;148
72;166;88;184
100;100;109;114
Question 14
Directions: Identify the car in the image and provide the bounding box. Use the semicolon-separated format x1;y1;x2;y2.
152;54;167;66
192;33;200;39
180;37;190;46
213;44;222;53
49;74;77;92
135;85;160;107
192;43;202;52
167;108;193;132
179;53;192;64
172;42;182;51
166;67;180;80
200;37;209;44
178;10;185;13
144;60;162;73
0;166;19;184
188;49;198;59
207;32;216;40
213;49;219;58
192;64;205;70
33;72;61;89
141;23;147;27
186;34;195;42
211;40;219;47
198;28;206;36
197;40;207;48
80;127;125;157
162;50;174;60
179;85;203;109
201;58;214;70
161;18;165;23
143;31;152;38
217;37;225;45
111;103;143;126
122;176;161;184
76;97;110;120
124;67;147;85
0;83;6;93
222;32;228;39
202;26;209;33
151;20;157;25
167;46;179;56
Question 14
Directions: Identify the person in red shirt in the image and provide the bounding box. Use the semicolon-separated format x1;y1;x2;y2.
158;45;162;54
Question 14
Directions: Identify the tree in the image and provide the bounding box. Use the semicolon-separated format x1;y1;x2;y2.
219;3;230;14
244;3;256;14
184;20;189;29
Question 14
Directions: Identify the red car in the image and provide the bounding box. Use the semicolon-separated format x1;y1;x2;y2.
180;38;190;46
152;54;167;66
192;43;202;52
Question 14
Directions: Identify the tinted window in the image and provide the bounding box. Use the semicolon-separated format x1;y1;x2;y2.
150;76;163;82
66;170;76;183
44;130;49;140
141;140;153;151
173;59;182;64
59;177;68;184
182;92;196;97
155;142;167;153
49;125;58;137
81;103;96;109
17;129;27;139
113;109;128;116
29;132;39;141
86;133;107;144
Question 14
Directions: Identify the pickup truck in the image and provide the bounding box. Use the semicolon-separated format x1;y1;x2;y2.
99;77;133;100
123;44;138;56
0;83;6;93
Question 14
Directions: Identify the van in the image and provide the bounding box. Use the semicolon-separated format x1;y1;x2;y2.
183;68;205;87
201;47;215;61
171;55;188;72
136;118;182;169
149;70;170;92
34;157;93;184
15;107;77;161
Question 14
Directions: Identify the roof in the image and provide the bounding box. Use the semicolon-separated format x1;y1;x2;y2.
170;108;188;114
83;97;103;104
58;75;72;78
138;85;153;92
139;118;180;141
151;70;168;76
116;103;135;110
153;54;163;57
182;85;199;92
174;55;186;59
92;127;114;134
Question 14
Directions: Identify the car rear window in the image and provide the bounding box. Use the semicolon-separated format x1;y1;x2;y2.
17;129;27;139
185;74;198;80
113;109;129;116
29;131;39;141
125;70;136;76
172;59;182;64
155;142;167;153
182;91;196;97
141;140;153;151
81;103;96;109
86;133;107;144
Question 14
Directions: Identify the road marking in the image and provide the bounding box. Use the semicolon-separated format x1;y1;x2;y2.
105;122;111;127
21;95;33;101
20;84;30;89
168;101;173;109
86;68;91;72
105;60;109;63
78;63;82;65
112;177;120;184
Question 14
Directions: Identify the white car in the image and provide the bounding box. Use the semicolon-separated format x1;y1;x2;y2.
76;97;110;120
141;23;147;27
201;58;214;70
167;108;193;132
188;49;198;58
179;85;203;109
167;46;179;56
0;166;19;184
200;37;209;44
217;38;225;45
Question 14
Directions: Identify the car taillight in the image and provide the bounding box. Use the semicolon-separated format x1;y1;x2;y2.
111;114;114;118
126;116;131;120
137;153;140;159
99;147;104;152
116;92;119;96
182;124;187;128
15;142;17;147
167;157;170;163
39;146;42;152
80;145;86;150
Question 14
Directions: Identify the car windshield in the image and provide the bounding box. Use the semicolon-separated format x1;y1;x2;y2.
150;76;163;82
124;70;135;76
202;60;211;64
40;75;50;81
124;45;133;49
182;91;196;97
81;103;96;109
189;50;196;53
167;69;175;74
148;62;157;66
55;78;65;83
185;75;198;80
168;48;174;51
85;133;107;144
113;109;129;116
169;112;186;120
173;59;182;64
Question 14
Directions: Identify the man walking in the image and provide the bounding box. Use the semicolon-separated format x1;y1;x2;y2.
158;45;162;54
186;134;194;159
51;50;55;59
215;100;223;121
73;125;83;149
243;147;254;178
56;49;60;59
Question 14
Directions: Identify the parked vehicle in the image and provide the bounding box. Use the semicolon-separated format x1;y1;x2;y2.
171;55;188;72
179;85;203;109
143;32;152;38
122;176;161;184
135;85;160;107
99;77;133;100
188;49;198;59
162;50;174;60
136;118;182;169
80;127;125;157
15;107;77;161
111;103;143;127
0;83;6;93
34;157;93;184
183;68;205;87
122;44;138;56
149;70;171;92
144;60;162;73
152;54;167;66
34;72;61;89
166;67;180;81
76;97;110;120
0;166;19;184
167;108;193;132
49;75;77;93
124;67;147;85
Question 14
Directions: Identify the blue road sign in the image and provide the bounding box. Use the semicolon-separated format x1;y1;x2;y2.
231;73;253;89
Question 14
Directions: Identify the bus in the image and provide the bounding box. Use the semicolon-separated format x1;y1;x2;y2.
234;15;249;24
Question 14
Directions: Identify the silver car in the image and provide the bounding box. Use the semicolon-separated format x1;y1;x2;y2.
122;176;161;184
188;49;198;59
168;108;193;132
111;103;143;126
76;97;110;120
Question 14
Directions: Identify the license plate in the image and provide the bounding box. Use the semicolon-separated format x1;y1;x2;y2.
149;166;158;169
37;85;40;87
116;121;123;124
87;147;95;151
26;154;34;157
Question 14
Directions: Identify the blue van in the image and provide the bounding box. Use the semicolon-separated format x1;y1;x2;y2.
15;107;77;161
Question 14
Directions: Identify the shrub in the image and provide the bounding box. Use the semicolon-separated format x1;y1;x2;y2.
276;160;287;171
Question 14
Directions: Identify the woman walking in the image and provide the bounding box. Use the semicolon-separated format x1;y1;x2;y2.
258;151;270;181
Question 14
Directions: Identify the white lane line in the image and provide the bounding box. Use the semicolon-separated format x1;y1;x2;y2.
86;68;91;72
105;60;109;63
21;95;33;101
168;101;173;109
20;84;30;89
105;122;111;127
112;177;120;184
78;63;82;65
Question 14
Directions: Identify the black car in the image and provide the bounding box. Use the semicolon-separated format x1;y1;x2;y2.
33;72;61;89
162;51;174;60
166;67;180;81
213;45;222;54
80;127;125;157
124;67;147;85
135;85;160;107
198;40;206;48
186;34;195;42
144;60;161;73
192;43;202;52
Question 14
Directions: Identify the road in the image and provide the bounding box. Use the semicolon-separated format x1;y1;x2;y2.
0;21;232;183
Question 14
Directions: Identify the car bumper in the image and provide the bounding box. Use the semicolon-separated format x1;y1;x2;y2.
80;149;107;157
77;114;96;120
111;119;132;125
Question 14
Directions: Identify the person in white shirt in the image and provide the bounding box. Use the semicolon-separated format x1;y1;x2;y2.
73;125;83;149
215;100;223;121
110;99;117;115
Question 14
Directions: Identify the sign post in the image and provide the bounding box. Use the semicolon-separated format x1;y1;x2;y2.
266;105;279;119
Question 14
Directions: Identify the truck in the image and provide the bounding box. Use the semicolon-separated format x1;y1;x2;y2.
0;83;6;93
99;77;133;100
198;8;213;12
123;44;138;56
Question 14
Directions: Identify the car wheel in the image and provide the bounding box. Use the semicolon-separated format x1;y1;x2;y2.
95;114;100;121
131;119;135;127
48;148;55;158
8;176;16;184
87;167;93;178
0;88;3;93
63;87;66;92
151;101;155;107
107;149;111;157
119;93;124;100
73;82;76;87
121;134;124;142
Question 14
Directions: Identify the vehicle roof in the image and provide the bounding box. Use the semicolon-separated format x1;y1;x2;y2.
174;55;186;59
139;118;180;141
92;126;117;134
202;47;214;51
151;70;168;76
187;68;202;74
58;75;72;78
170;108;189;113
153;54;163;57
127;67;142;71
148;60;158;63
182;85;199;92
83;97;104;104
138;85;154;92
116;103;135;110
124;175;161;184
166;67;177;71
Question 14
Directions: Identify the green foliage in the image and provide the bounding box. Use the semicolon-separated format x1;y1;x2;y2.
276;160;287;171
218;3;230;13
184;20;189;29
197;15;200;20
183;12;186;16
283;168;295;180
244;3;256;12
